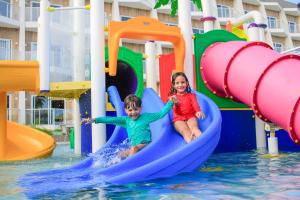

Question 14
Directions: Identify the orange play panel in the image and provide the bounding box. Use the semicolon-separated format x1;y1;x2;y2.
107;16;185;76
0;61;55;161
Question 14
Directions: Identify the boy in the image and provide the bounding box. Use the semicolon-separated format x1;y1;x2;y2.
82;94;175;157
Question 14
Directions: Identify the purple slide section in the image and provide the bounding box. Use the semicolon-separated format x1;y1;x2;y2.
201;41;300;144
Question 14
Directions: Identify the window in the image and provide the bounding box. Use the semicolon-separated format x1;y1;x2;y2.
267;16;277;29
31;95;49;124
217;5;230;18
121;16;132;21
30;1;40;21
273;43;282;52
31;96;65;125
51;100;64;124
192;28;204;34
288;21;296;33
0;39;11;60
0;0;10;17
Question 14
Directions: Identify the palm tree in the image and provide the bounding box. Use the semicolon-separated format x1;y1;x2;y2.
35;96;48;108
154;0;202;16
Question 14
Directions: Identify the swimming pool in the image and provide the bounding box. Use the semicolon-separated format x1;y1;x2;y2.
1;144;300;199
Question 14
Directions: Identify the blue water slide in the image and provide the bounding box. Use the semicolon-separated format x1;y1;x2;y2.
20;86;221;197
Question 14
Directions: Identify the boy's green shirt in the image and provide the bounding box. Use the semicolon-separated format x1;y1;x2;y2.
94;101;174;146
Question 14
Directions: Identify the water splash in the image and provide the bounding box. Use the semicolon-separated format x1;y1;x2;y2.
89;139;131;168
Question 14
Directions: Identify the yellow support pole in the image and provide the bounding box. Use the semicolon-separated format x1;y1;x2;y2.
0;92;7;159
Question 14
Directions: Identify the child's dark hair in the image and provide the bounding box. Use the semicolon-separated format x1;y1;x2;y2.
168;72;191;96
124;94;142;110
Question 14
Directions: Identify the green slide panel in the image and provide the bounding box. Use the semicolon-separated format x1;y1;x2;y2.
105;47;144;98
70;128;74;149
194;30;248;109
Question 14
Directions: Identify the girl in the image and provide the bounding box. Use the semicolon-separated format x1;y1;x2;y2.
82;94;175;157
169;72;205;143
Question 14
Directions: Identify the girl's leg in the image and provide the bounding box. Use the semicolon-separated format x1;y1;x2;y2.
187;117;202;139
174;121;193;143
128;143;147;156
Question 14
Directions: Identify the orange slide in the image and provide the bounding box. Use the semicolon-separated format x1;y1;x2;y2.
0;61;55;161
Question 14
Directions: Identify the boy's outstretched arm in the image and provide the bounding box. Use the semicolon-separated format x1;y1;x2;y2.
146;100;174;123
82;116;127;127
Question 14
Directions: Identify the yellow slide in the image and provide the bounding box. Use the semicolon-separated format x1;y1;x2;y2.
0;61;55;161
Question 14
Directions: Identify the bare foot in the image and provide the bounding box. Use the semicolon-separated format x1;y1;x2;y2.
191;132;202;140
183;134;193;143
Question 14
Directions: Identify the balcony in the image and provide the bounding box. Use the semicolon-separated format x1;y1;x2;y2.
267;19;286;37
25;50;37;60
242;0;260;6
0;46;11;60
289;23;300;40
191;3;203;20
217;6;243;25
156;4;171;14
118;0;153;10
0;0;19;28
25;7;39;31
156;3;203;18
283;8;300;16
25;6;39;21
262;2;281;12
0;47;19;60
281;47;300;55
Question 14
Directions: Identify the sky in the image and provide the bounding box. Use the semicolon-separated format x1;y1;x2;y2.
286;0;299;4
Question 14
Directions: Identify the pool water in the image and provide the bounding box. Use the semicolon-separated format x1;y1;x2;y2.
1;145;300;199
0;144;84;200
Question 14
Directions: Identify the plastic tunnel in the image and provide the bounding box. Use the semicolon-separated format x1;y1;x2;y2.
104;46;144;99
200;41;300;144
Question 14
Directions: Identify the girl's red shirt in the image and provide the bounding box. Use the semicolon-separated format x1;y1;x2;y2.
172;93;201;122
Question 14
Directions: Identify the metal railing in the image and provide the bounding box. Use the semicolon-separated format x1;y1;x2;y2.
7;108;70;125
0;46;11;60
267;18;283;29
217;6;242;18
25;6;40;21
0;47;19;60
281;47;300;55
25;50;37;60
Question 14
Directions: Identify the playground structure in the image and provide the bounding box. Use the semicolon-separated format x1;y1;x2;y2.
201;41;300;145
0;0;298;192
0;61;55;161
20;11;300;195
